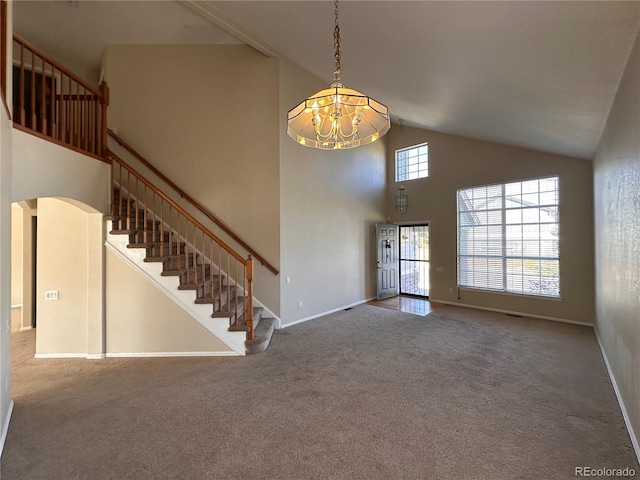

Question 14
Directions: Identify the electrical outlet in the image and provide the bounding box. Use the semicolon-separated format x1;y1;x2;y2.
45;290;59;301
298;301;303;308
286;276;291;284
436;266;444;272
449;288;453;293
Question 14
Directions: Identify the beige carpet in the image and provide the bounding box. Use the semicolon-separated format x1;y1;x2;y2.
2;304;638;479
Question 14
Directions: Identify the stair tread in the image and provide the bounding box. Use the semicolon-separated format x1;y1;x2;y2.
196;285;235;305
245;317;276;355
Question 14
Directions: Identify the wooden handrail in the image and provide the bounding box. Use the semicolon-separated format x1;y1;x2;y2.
107;129;279;275
13;33;101;96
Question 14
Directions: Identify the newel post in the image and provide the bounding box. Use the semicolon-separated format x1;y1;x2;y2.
99;81;109;159
246;255;254;341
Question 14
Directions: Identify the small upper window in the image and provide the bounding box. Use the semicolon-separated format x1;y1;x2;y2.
395;143;428;182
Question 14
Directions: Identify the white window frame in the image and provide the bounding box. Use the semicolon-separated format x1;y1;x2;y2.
457;176;560;298
395;142;428;182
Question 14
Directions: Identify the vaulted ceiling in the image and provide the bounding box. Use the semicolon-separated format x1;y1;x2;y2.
14;1;640;160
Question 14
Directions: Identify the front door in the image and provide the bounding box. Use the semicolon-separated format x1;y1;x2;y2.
376;223;399;300
399;224;430;297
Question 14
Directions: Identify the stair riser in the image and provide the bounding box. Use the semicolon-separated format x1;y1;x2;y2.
129;230;171;244
111;213;147;231
162;254;199;272
196;286;236;309
145;243;186;257
179;268;214;286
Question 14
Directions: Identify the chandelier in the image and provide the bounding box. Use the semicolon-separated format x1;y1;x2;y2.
287;0;390;150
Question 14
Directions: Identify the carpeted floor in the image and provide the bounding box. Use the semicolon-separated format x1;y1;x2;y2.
1;304;638;479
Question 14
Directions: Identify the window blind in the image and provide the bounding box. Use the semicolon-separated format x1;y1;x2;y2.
457;177;560;297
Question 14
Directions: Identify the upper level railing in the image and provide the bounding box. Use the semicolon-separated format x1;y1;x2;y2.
108;130;279;276
12;34;108;160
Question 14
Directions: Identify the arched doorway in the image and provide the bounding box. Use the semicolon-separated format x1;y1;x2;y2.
10;197;105;358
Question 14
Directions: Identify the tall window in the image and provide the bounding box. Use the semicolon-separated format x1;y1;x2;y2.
457;176;559;297
396;142;428;182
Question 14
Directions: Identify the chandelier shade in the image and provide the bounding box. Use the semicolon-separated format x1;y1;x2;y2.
286;0;390;150
287;83;390;150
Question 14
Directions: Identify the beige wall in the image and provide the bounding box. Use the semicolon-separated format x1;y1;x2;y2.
104;44;280;315
386;126;595;324
279;58;387;324
594;30;640;454
35;198;103;356
10;204;22;306
11;129;110;211
106;249;232;355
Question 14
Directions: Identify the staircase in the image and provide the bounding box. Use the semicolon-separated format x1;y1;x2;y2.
105;163;276;356
12;32;277;355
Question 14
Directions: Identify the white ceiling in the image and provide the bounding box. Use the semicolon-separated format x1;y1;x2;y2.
13;1;640;160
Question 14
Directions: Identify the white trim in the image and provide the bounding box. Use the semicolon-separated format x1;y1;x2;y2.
280;298;375;329
106;351;237;358
0;400;14;457
35;353;87;359
19;326;32;331
183;1;279;58
252;298;281;329
594;330;640;464
10;304;22;309
86;354;105;360
428;298;593;327
459;287;562;302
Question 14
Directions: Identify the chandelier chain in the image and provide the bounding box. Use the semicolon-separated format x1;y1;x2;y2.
333;0;341;81
285;0;390;150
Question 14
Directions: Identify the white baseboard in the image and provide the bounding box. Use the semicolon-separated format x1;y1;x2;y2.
0;400;14;457
280;297;376;329
594;330;640;465
36;351;237;359
105;351;238;358
252;298;281;330
428;298;593;327
19;326;32;332
10;304;22;309
35;353;87;359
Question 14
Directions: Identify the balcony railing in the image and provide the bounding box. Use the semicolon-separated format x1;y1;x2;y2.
12;34;108;159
